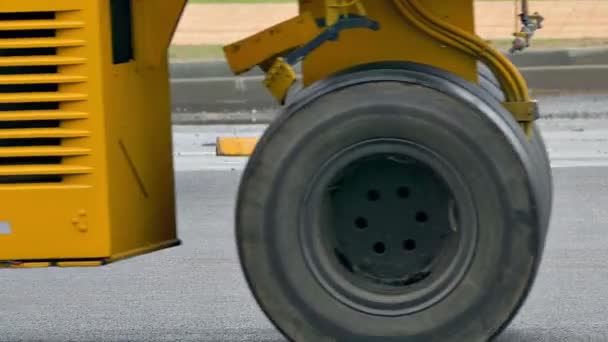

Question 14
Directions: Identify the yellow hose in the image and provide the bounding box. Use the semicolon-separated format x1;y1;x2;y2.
405;1;521;101
408;0;529;101
392;0;529;102
391;1;477;56
391;1;516;100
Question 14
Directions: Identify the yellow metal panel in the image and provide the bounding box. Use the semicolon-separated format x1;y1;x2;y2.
0;74;87;85
132;0;188;68
56;261;103;267
264;57;298;103
0;38;85;49
98;0;183;259
0;111;88;121
0;92;87;104
8;262;51;269
0;0;185;265
0;20;85;31
216;137;259;157
0;180;101;266
0;1;111;263
0;165;92;177
108;239;181;263
0;56;86;67
301;0;477;85
0;0;88;12
0;128;89;139
0;146;91;158
224;12;321;75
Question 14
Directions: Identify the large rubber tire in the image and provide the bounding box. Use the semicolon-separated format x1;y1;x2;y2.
236;64;548;341
477;62;554;231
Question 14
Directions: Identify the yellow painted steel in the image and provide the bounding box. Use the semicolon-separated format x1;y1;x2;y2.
216;137;259;157
224;0;479;107
0;146;91;158
0;56;87;67
0;92;87;103
133;0;188;68
0;0;186;265
56;261;104;267
0;74;87;85
264;57;299;103
0;128;88;139
0;19;84;31
0;38;86;49
0;110;88;121
224;12;321;75
224;0;536;137
325;0;368;26
299;0;478;86
3;262;51;269
1;0;539;265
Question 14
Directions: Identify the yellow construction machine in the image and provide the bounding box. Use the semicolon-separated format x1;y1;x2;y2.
0;0;551;340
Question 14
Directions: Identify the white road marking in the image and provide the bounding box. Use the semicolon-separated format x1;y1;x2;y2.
551;160;608;168
173;155;608;172
171;123;608;171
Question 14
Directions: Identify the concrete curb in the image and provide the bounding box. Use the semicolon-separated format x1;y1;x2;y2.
507;47;608;67
171;92;608;124
170;66;608;114
169;47;608;122
522;65;608;92
170;106;608;126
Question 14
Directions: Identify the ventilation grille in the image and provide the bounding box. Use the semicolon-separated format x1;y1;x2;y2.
0;11;91;184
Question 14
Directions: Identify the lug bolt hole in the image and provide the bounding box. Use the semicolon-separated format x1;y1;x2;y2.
367;190;380;201
403;239;417;251
397;186;410;198
373;242;386;255
416;211;428;223
355;217;368;229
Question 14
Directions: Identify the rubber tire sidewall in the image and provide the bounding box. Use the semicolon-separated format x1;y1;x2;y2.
237;78;542;341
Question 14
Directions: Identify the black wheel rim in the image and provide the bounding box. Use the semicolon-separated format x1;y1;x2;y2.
300;139;478;316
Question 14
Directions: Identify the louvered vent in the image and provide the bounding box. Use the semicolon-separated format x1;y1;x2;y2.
0;11;91;184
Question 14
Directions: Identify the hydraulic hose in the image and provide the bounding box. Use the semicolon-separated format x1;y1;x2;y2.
409;0;529;100
393;0;530;102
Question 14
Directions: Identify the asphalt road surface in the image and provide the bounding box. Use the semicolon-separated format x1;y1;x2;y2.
2;119;608;342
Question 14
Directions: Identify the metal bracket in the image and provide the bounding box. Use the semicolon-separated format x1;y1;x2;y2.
510;1;544;54
266;16;380;103
285;16;380;66
503;100;539;122
264;57;299;104
325;0;368;26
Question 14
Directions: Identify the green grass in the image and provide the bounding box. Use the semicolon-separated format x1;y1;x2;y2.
170;39;608;60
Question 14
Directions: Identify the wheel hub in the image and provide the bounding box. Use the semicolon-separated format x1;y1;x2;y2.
300;140;477;316
330;156;456;288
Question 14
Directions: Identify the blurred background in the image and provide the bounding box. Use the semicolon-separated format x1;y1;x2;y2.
170;0;608;60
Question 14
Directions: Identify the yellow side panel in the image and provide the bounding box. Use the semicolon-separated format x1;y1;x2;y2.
301;0;478;85
96;0;180;259
0;185;108;259
0;0;111;260
0;0;185;264
132;0;188;68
